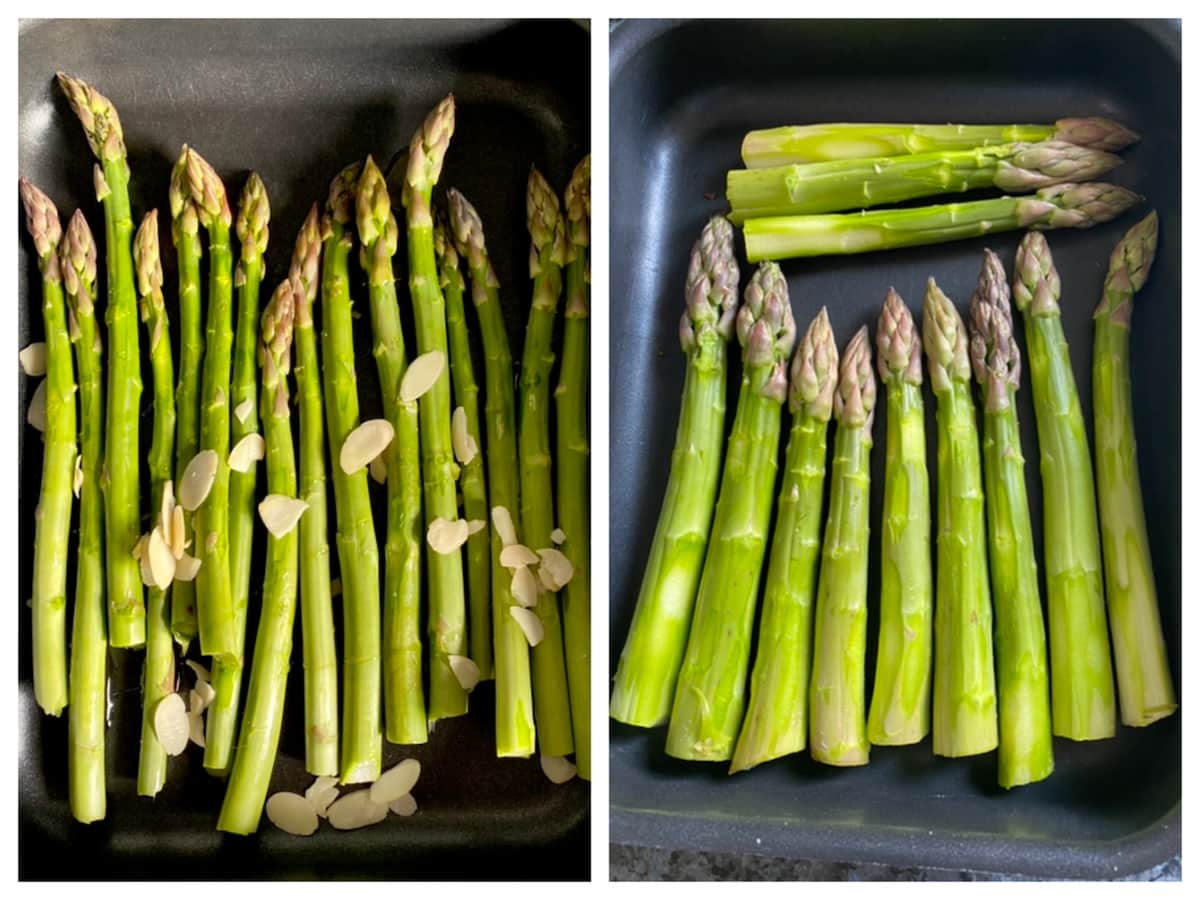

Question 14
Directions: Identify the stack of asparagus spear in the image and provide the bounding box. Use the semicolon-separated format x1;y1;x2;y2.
20;73;591;832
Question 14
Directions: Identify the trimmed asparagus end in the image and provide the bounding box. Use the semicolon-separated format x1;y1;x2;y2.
968;250;1020;413
876;287;921;387
19;178;63;271
1096;211;1159;324
993;141;1123;194
527;165;566;269
1014;182;1141;231
1012;231;1062;318
564;154;591;257
56;72;127;163
404;94;456;206
1053;116;1140;152
834;325;875;430
235;172;271;263
680;215;740;353
61;209;98;316
738;261;796;403
790;306;838;421
923;278;971;394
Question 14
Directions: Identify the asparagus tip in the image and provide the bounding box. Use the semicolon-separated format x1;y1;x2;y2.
61;208;98;311
326;160;362;228
922;277;970;392
876;287;921;386
57;71;126;163
1104;210;1159;303
738;261;796;402
834;325;876;429
968;250;1020;410
564;154;591;254
235;172;271;261
1012;231;1061;317
681;215;740;351
18;177;62;263
133;209;164;301
790;305;838;421
404;94;456;202
1053;116;1141;152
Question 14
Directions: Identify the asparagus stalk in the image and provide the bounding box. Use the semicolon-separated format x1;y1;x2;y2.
520;166;573;755
434;213;491;682
556;155;591;777
666;261;796;761
1093;213;1176;727
323;163;382;783
289;206;339;775
217;281;301;834
133;212;178;798
727;142;1122;221
741;118;1140;168
20;180;73;717
1013;232;1116;740
730;308;835;773
924;278;997;757
356;157;426;745
808;326;875;767
968;249;1053;787
866;289;932;746
58;73;144;649
402;97;469;724
743;183;1142;262
447;189;536;757
609;217;739;728
60;207;106;820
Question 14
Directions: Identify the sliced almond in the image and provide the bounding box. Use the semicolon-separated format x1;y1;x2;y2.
368;454;387;484
327;790;389;830
399;350;445;403
311;785;340;818
540;754;578;785
19;342;47;376
388;794;418;817
186;659;211;684
27;379;47;432
160;480;175;536
451;406;478;466
266;792;320;836
305;775;340;811
491;506;518;547
153;693;189;756
511;566;539;608
340;419;394;475
138;535;156;587
174;552;202;582
538;548;575;591
192;679;216;710
147;527;176;590
427;517;469;555
73;454;83;498
188;711;206;748
551;528;566;545
500;544;540;569
538;565;558;592
369;758;421;805
448;655;481;692
178;450;219;511
259;494;309;538
466;519;486;536
171;505;186;559
509;606;545;647
228;433;266;473
131;534;148;562
233;398;254;425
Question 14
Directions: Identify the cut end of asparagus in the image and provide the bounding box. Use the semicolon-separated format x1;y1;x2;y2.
1012;231;1062;318
790;306;838;421
1013;182;1141;232
968;249;1020;412
405;94;456;203
289;204;323;319
1097;211;1159;324
876;287;921;387
564;154;591;257
432;210;464;293
680;215;740;352
923;277;971;393
527;165;566;270
260;279;296;394
993;141;1123;194
235;172;271;263
738;261;796;403
60;209;98;312
326;161;363;229
19;177;63;270
56;71;126;162
834;325;876;430
446;188;498;291
171;145;232;230
133;209;165;309
1053;116;1141;153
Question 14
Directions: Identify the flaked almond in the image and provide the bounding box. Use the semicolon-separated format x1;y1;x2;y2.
369;759;421;805
228;433;266;473
340;419;394;475
171;505;186;559
148;527;176;590
511;566;539;609
233;398;254;425
327;790;388;830
266;792;319;836
500;544;540;569
388;795;418;817
27;379;47;432
538;548;575;591
466;519;486;536
551;528;566;545
305;775;340;815
368;454;387;484
186;659;211;684
451;406;478;465
448;655;481;692
399;350;445;403
538;566;558;592
259;494;309;538
153;693;189;756
509;606;545;647
132;534;148;561
178;450;218;511
175;552;202;582
311;785;340;818
19;342;46;376
160;480;175;536
491;506;517;547
540;754;578;785
73;454;83;498
192;679;216;710
188;711;206;748
427;517;469;555
137;535;156;587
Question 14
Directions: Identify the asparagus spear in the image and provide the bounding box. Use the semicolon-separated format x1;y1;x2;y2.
866;289;932;746
133;212;178;798
1013;232;1116;740
520;166;573;756
924;278;997;757
1093;213;1176;727
434;213;491;683
217;280;301;834
289;206;339;775
730;308;835;773
58;73;143;649
666;261;796;761
402;97;468;725
323;163;382;783
206;173;270;774
556;155;591;777
808;326;875;767
447;189;536;757
60;207;106;821
727;142;1122;221
743;183;1142;262
21;180;74;717
609;216;739;728
741;118;1140;168
357;157;426;745
968;249;1053;788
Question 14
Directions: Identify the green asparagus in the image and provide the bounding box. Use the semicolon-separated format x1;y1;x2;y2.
666;261;796;761
1093;213;1176;727
609;216;739;728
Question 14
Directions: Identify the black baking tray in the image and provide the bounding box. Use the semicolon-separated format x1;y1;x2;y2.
609;19;1180;880
18;18;589;880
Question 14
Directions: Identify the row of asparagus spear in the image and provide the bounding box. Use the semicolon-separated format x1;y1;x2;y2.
22;73;591;831
611;211;1175;787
